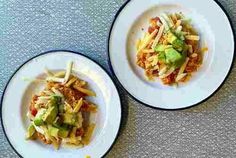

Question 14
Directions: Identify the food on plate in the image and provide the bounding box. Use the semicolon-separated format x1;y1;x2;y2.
136;12;208;85
26;62;97;149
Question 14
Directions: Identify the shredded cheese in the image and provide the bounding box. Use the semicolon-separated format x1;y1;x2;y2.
191;53;198;58
46;76;64;83
176;26;182;34
159;16;169;31
151;25;165;50
151;56;159;66
63;61;73;84
176;73;187;82
33;124;45;135
188;45;193;54
158;66;168;76
176;58;189;82
157;20;162;27
153;65;159;70
171;14;178;23
175;20;182;27
162;13;174;27
159;67;175;79
138;29;158;53
51;87;64;98
186;35;200;41
142;49;155;53
147;56;156;62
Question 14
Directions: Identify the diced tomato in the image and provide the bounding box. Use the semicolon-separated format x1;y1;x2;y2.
30;107;38;116
148;27;154;34
162;73;176;85
152;17;160;23
81;103;89;110
76;128;84;137
148;17;161;34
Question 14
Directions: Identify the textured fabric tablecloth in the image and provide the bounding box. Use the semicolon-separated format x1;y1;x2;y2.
0;0;235;157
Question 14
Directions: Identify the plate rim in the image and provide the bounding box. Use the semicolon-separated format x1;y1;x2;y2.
107;0;236;111
0;50;122;158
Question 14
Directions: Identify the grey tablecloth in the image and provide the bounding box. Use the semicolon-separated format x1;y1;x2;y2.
0;0;235;158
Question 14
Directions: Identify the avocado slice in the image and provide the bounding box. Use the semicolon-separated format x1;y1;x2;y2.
34;118;44;126
167;32;177;44
154;44;172;52
63;113;77;125
33;109;46;126
58;104;64;113
165;48;185;68
172;39;184;52
165;48;182;62
48;96;61;108
58;128;70;138
166;31;185;52
26;124;36;139
49;124;70;138
48;125;59;137
42;106;58;124
158;51;166;63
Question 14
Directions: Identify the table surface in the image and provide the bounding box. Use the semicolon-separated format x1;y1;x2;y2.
0;0;235;157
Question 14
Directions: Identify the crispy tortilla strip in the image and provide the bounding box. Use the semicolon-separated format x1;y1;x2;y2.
54;71;66;78
178;57;189;76
82;124;95;145
142;49;155;53
73;98;83;113
73;85;96;96
65;77;77;87
83;104;97;113
201;47;208;53
186;35;200;41
136;39;141;50
45;68;54;76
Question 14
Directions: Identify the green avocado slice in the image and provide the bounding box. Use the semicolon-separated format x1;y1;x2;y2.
48;125;59;137
42;106;58;124
158;51;166;63
172;39;184;52
167;32;177;44
26;124;36;139
154;44;172;52
63;113;77;126
164;48;185;68
33;109;46;126
58;128;70;138
166;31;185;52
48;125;70;138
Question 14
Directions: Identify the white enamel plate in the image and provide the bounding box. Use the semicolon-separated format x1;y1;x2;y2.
108;0;235;110
1;51;121;158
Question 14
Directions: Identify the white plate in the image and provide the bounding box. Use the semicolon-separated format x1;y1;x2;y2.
108;0;235;110
1;51;121;158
